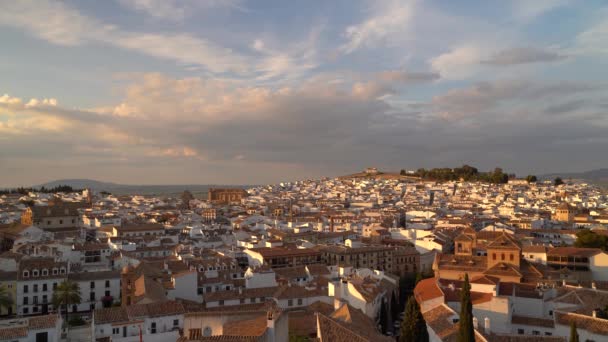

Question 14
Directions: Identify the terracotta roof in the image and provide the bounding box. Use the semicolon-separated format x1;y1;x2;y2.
223;315;268;337
555;311;608;335
28;314;60;330
414;278;444;305
547;247;602;258
0;326;27;340
511;315;555;328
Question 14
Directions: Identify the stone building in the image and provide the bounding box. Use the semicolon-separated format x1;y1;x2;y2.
207;188;248;204
21;197;87;230
552;202;576;223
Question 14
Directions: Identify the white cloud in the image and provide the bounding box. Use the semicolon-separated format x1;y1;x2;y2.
117;0;243;21
430;45;486;80
575;14;608;56
511;0;570;20
0;0;248;74
341;0;415;54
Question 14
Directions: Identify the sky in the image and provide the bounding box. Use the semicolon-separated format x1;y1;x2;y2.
1;0;607;186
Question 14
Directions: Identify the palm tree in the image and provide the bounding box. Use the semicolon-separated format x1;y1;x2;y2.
0;285;14;314
52;280;81;328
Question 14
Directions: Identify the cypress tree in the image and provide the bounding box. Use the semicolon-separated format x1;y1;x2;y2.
458;274;475;342
379;299;388;334
400;296;429;342
569;321;579;342
391;291;400;322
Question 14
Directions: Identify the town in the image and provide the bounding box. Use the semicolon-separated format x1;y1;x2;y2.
0;167;607;342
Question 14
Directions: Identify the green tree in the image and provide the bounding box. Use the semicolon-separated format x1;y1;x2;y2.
0;285;14;314
378;299;388;334
391;291;400;322
569;321;579;342
574;229;608;250
415;272;423;286
52;280;81;328
526;175;537;183
555;177;564;186
458;274;475;342
400;296;429;342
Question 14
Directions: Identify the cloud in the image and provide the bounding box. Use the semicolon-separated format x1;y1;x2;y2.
510;0;571;20
117;0;243;21
341;0;415;54
431;79;602;120
2;74;608;185
0;0;249;74
481;47;566;65
430;45;486;80
575;14;608;56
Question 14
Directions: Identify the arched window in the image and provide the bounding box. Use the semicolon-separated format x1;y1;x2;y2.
203;327;212;337
32;270;39;277
42;269;48;276
23;271;29;278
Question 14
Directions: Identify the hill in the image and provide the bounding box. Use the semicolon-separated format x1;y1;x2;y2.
540;168;608;183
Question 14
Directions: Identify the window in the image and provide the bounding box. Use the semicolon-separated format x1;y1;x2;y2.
23;271;29;278
105;291;110;297
203;327;212;337
33;296;38;304
250;298;255;303
492;253;496;260
33;306;38;313
501;253;505;261
53;283;57;290
60;268;66;274
23;297;28;305
151;322;157;334
42;295;47;304
105;280;110;288
288;299;293;307
549;310;553;316
297;298;303;305
23;307;29;314
52;269;58;275
42;269;48;276
90;282;95;289
59;220;63;224
113;328;120;335
510;254;514;261
219;300;224;306
173;319;179;327
47;221;51;225
24;285;29;293
90;292;95;301
545;332;552;336
532;331;540;335
33;284;38;292
517;329;524;335
43;284;47;291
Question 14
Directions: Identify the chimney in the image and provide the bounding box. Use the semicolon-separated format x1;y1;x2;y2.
238;287;243;295
593;309;597;318
266;311;275;342
592;282;597;290
473;317;478;329
334;298;343;311
484;317;491;333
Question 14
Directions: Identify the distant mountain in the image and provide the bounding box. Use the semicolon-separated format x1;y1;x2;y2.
35;179;250;197
37;179;122;190
540;168;608;183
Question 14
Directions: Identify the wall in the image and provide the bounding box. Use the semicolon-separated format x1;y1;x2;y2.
590;253;608;281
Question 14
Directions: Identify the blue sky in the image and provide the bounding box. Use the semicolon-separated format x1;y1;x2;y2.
1;0;607;186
